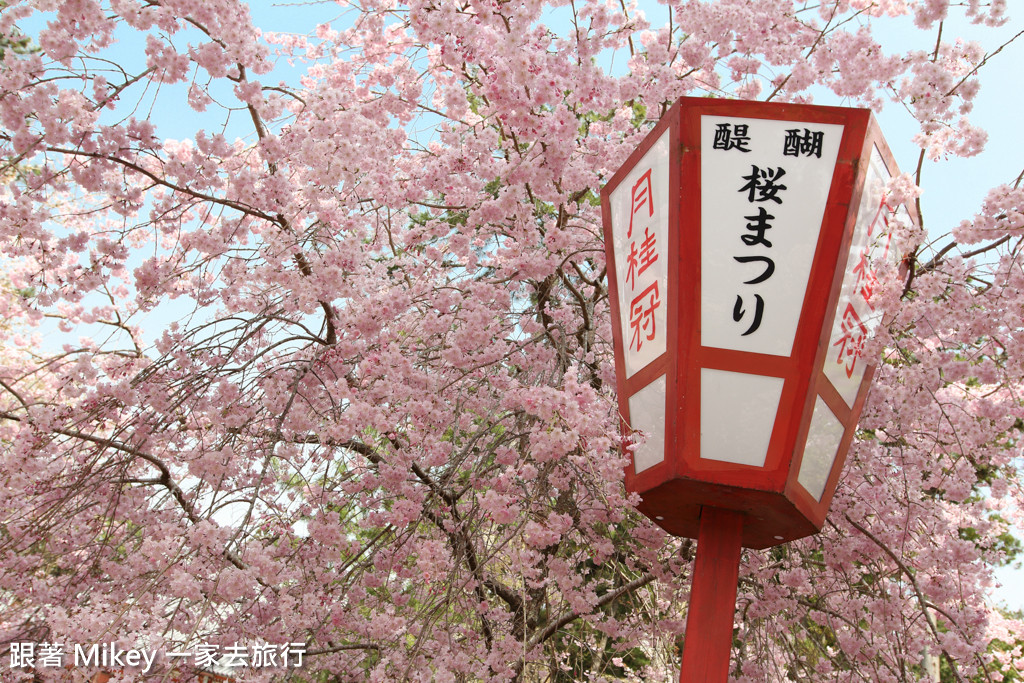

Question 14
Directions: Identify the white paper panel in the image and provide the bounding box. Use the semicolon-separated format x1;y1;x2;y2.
824;146;907;406
797;396;846;501
609;129;672;378
628;375;667;474
700;116;844;356
700;369;784;467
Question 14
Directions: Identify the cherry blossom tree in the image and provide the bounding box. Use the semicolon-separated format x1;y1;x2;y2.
0;0;1022;681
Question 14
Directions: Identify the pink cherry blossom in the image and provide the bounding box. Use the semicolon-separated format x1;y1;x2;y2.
0;1;1022;681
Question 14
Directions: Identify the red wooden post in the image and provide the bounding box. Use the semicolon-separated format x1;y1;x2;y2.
679;507;745;682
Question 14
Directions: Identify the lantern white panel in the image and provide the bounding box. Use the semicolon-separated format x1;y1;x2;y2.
628;375;667;474
823;146;906;406
608;129;672;378
797;396;846;501
700;116;844;356
700;369;783;467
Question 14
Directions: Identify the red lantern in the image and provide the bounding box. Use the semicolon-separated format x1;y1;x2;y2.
600;97;918;681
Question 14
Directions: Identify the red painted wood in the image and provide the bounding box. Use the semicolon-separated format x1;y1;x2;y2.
679;507;745;682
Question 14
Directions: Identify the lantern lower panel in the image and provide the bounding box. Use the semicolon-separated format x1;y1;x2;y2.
797;396;845;500
699;369;783;467
629;375;668;473
635;478;821;549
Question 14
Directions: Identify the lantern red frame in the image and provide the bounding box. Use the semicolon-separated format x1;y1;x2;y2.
601;97;917;549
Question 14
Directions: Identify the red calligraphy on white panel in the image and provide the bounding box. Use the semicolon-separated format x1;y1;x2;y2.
628;169;654;238
832;303;868;378
629;281;661;352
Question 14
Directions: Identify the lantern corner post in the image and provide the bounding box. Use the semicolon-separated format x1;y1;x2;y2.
679;506;745;683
